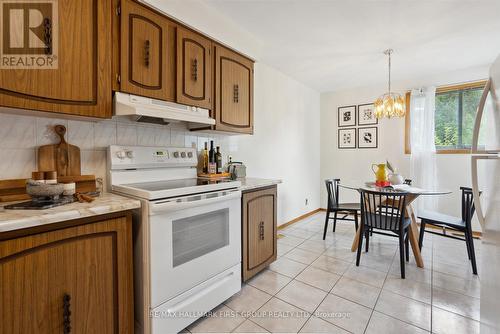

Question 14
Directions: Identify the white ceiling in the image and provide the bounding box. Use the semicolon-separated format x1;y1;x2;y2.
202;0;500;92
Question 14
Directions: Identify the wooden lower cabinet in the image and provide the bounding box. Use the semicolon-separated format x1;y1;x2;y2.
0;214;133;334
242;186;277;281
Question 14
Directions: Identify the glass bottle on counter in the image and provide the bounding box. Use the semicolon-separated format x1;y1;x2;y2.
208;141;216;174
216;147;222;174
202;142;209;174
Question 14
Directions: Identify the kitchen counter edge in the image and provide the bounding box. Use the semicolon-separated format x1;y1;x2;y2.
0;193;141;233
239;178;282;192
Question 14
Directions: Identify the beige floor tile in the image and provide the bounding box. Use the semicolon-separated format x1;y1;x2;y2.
269;257;308;278
375;290;431;331
311;255;351;275
383;275;431;304
331;277;381;308
295;266;341;292
365;311;429;334
225;284;272;314
247;270;292;295
277;243;294;257
432;287;480;321
432;260;474;280
296;239;331;254
299;316;349;333
232;319;269;333
251;297;309;333
432;271;480;298
390;261;432;284
276;280;328;312
282;228;317;239
188;305;246;333
316;294;372;334
356;251;394;272
432;306;480;334
278;235;307;247
343;265;387;288
323;246;356;262
285;248;321;265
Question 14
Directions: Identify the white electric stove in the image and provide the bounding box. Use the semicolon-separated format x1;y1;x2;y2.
108;145;242;334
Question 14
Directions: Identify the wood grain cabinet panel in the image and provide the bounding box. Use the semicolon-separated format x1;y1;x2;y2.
120;0;175;100
0;0;112;118
176;28;212;109
242;186;277;281
0;215;133;334
214;45;254;134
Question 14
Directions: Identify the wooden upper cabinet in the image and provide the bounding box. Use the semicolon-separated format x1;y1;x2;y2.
119;0;175;101
0;0;112;118
214;45;254;134
242;186;277;281
176;28;212;109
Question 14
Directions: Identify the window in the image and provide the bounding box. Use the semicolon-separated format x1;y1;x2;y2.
405;81;487;154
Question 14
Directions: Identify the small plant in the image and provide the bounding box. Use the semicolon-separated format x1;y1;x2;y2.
386;160;396;173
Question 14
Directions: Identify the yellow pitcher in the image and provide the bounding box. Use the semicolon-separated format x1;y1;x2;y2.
371;163;388;183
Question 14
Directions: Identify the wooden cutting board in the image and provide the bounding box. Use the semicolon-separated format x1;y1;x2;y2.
38;125;81;176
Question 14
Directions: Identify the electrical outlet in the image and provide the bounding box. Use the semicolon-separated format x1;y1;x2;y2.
305;198;308;206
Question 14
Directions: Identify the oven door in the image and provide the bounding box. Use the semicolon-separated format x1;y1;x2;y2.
149;189;241;308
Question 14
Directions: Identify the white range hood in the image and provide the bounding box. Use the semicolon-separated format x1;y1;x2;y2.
114;92;215;126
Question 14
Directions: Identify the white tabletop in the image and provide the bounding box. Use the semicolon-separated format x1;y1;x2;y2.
338;180;451;196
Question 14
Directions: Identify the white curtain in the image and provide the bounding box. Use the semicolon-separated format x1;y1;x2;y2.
410;87;438;214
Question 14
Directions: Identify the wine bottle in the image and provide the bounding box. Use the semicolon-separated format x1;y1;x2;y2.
216;146;222;174
202;142;208;174
208;141;216;174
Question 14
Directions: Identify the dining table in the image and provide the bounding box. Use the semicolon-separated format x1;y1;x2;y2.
338;181;451;268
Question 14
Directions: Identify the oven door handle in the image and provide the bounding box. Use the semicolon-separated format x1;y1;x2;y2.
150;190;241;214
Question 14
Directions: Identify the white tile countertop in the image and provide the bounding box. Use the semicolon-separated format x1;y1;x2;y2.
239;177;282;192
0;193;141;233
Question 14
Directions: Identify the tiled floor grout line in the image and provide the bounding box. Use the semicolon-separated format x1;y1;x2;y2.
361;239;397;334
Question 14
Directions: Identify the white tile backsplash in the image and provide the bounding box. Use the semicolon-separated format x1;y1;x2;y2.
0;112;231;180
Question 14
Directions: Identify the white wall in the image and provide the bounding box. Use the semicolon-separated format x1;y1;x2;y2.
320;65;489;231
0;0;321;226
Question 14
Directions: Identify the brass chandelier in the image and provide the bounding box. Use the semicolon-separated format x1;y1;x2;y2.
374;49;406;119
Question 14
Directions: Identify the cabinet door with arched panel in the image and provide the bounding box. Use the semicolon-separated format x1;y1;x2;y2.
176;28;212;109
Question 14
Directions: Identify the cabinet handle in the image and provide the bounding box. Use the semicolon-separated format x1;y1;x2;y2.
192;59;198;81
233;84;239;103
144;40;150;67
63;293;72;333
43;18;52;55
259;221;264;240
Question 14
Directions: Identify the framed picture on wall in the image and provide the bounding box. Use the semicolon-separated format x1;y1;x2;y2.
358;103;378;125
358;127;378;148
338;128;356;149
338;105;356;127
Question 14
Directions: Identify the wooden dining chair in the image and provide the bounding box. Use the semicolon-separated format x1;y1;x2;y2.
323;179;360;240
357;189;411;278
418;187;478;275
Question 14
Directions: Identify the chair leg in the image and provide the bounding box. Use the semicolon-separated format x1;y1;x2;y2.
466;229;478;275
356;223;364;266
399;231;406;279
405;232;409;262
465;232;472;260
332;211;338;232
354;211;359;231
322;209;330;240
365;227;370;252
418;221;426;250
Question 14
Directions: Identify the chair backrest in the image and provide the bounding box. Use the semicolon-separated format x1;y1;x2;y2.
404;179;412;185
360;189;408;231
460;187;476;228
325;179;340;208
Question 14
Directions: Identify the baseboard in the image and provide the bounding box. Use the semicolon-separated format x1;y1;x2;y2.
278;208;323;230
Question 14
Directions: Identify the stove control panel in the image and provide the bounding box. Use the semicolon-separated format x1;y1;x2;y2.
109;145;198;169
